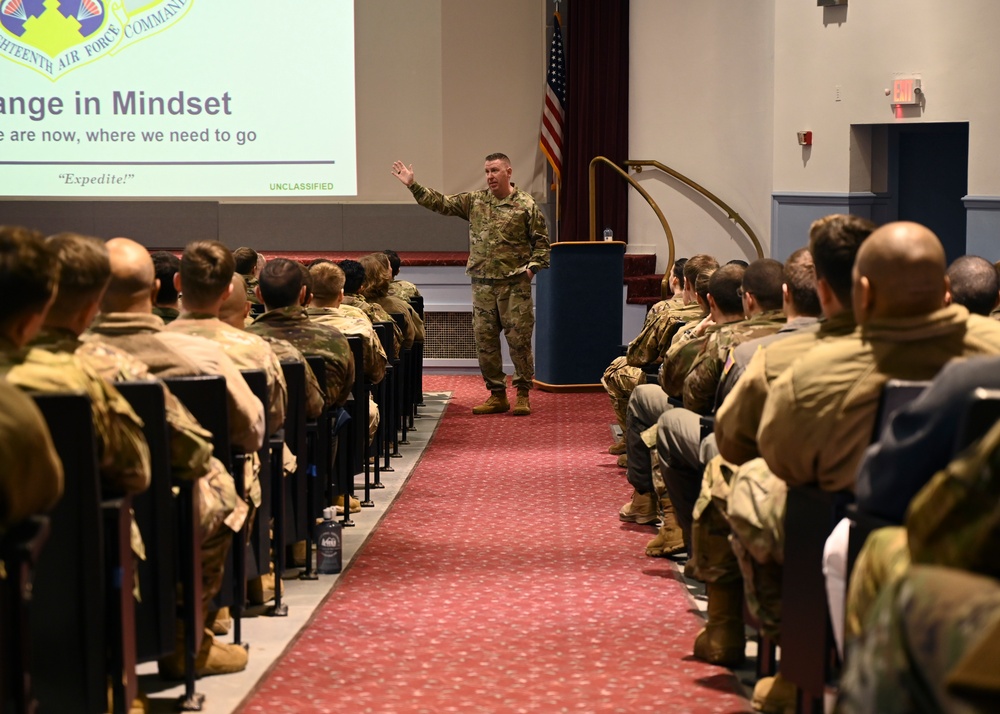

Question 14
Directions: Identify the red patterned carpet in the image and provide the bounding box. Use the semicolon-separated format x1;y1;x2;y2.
239;375;751;713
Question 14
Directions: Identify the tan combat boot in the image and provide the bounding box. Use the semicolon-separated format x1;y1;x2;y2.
472;391;510;415
645;497;685;556
618;490;658;525
512;389;531;416
693;581;747;666
608;438;627;455
334;494;361;513
158;624;249;680
751;672;797;714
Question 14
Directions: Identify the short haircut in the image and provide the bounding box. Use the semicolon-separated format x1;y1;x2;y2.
683;254;720;290
809;214;877;306
310;262;346;301
339;259;365;294
726;259;750;269
694;268;716;305
485;152;511;165
150;251;181;304
359;253;392;298
383;249;401;277
708;263;746;315
179;240;235;306
784;248;821;317
296;261;313;305
671;258;688;284
0;225;59;327
232;247;259;275
46;232;111;307
948;255;1000;316
742;258;784;312
259;258;304;309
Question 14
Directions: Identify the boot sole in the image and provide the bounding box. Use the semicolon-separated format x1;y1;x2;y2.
472;408;509;415
645;543;685;557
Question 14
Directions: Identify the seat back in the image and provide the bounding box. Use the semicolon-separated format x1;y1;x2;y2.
954;387;1000;452
282;361;309;544
115;381;176;663
30;393;107;714
240;369;272;577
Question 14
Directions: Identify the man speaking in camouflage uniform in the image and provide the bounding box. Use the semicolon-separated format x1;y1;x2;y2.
392;153;550;416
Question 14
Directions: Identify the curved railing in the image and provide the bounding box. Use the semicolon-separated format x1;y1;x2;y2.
589;157;765;298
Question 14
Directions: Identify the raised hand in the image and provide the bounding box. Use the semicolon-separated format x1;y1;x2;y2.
391;160;414;187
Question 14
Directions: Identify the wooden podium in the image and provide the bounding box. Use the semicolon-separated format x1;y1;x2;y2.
534;241;625;391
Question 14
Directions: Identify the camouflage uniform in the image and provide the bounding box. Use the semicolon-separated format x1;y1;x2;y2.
256;335;325;419
730;306;1000;637
0;378;63;531
1;335;151;497
601;299;704;432
371;294;423;349
166;313;287;437
306;305;386;439
658;322;709;398
408;181;550;393
344;293;403;360
152;305;180;324
243;274;261;305
389;279;421;301
247;306;355;408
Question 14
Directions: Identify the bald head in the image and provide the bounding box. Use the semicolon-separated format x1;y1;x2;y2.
220;274;251;328
852;221;948;323
101;237;157;313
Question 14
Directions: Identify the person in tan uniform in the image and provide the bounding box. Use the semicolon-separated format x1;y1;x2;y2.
167;240;287;437
602;256;714;454
738;221;1000;712
688;215;872;674
384;249;421;301
150;251;182;324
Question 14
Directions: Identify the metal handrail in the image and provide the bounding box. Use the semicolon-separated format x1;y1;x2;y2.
589;156;765;299
624;159;764;260
588;156;675;272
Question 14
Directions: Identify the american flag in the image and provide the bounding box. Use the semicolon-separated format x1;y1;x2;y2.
540;11;566;184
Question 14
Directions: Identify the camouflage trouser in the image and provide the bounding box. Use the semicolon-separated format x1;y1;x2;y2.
844;526;910;642
368;395;380;444
471;277;534;392
838;565;1000;714
690;455;742;587
601;356;645;432
725;458;787;638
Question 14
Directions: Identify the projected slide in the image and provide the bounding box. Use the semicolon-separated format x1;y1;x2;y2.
0;0;357;197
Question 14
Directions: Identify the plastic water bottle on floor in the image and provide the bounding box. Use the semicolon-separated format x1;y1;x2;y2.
316;507;342;574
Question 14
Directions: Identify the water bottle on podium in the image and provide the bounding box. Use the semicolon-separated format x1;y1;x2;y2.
603;228;614;242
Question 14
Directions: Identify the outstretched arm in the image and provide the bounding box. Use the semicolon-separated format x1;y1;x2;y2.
391;160;414;187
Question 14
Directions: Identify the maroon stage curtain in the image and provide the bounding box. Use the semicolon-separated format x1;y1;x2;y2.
558;1;629;244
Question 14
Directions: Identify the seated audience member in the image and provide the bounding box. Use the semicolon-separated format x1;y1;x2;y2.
71;236;249;677
234;246;262;305
384;248;421;300
0;378;63;530
359;252;424;349
602;256;712;455
150;250;182;323
221;273;325;420
731;221;1000;712
166;240;285;438
839;418;1000;713
340;258;403;359
947;254;1000;316
651;250;818;560
247;258;355;408
307;261;387;441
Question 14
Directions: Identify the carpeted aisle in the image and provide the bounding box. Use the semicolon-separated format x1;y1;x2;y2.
239;375;750;713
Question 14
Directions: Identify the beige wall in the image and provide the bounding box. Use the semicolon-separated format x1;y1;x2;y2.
629;1;775;267
773;1;1000;195
351;0;547;203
